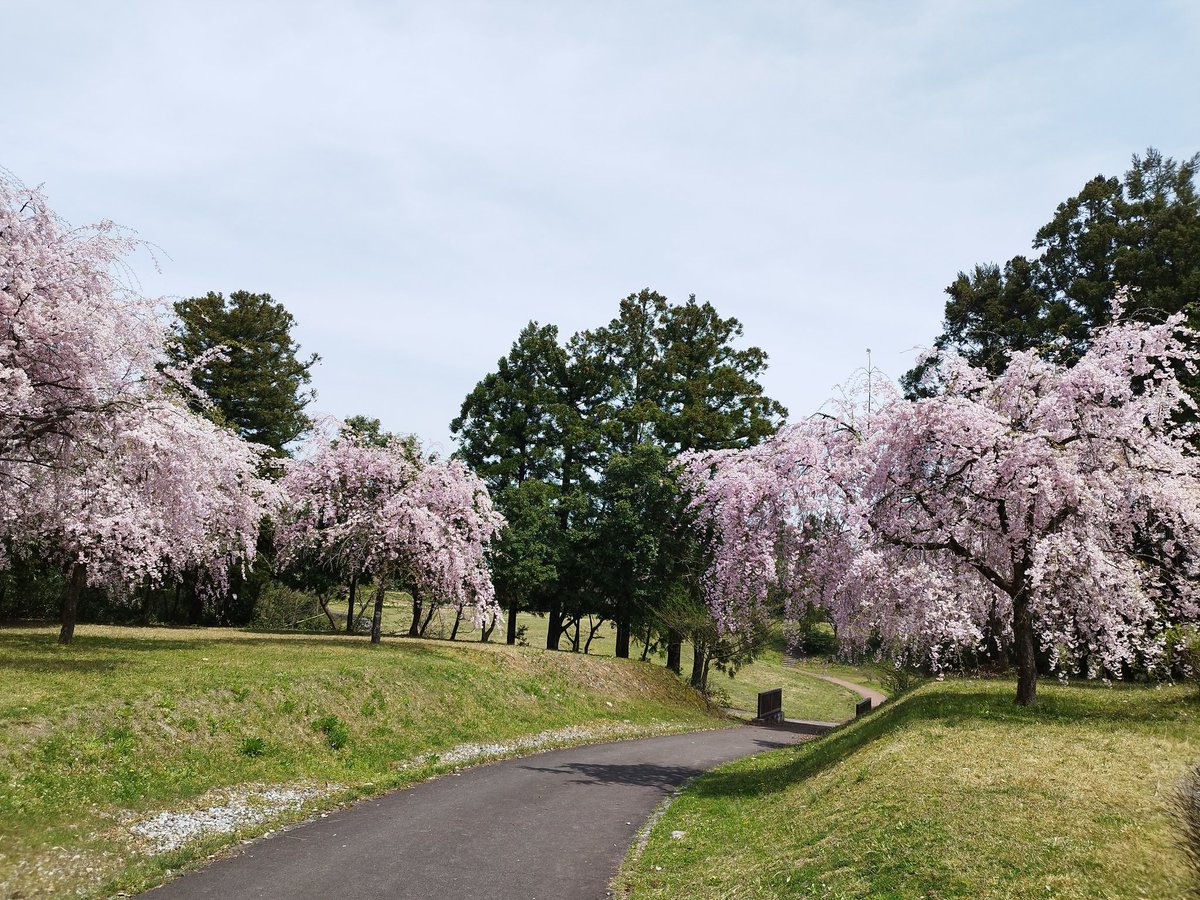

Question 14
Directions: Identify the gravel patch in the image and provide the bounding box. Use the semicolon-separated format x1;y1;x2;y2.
129;785;337;854
402;720;708;770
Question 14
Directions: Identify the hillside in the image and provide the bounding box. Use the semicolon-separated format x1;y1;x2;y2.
617;678;1200;899
0;625;724;898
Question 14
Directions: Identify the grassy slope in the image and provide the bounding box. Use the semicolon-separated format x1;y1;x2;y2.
0;625;723;898
345;601;866;723
617;678;1200;899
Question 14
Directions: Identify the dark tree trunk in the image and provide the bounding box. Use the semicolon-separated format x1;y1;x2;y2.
408;588;422;637
187;574;204;625
59;563;86;645
317;595;339;631
546;597;563;650
1013;593;1038;706
370;578;387;645
481;615;497;642
419;600;437;636
666;629;682;674
506;595;519;645
449;606;463;641
345;573;358;634
172;582;181;624
584;616;606;655
690;640;708;690
141;583;153;626
614;615;631;659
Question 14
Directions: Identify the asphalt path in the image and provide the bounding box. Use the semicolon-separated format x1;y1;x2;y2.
145;725;808;900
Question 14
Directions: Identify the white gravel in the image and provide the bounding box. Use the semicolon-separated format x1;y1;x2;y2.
402;720;701;770
129;785;334;853
127;721;704;855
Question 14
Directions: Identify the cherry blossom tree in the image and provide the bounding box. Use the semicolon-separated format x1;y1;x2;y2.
277;429;504;644
685;313;1200;704
2;171;273;642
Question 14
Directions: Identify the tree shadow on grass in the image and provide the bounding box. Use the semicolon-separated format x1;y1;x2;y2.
0;630;460;662
690;680;1200;801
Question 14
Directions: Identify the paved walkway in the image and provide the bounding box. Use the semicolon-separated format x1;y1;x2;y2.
144;726;809;900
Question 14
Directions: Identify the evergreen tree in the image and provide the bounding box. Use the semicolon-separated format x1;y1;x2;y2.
169;290;319;456
906;149;1200;396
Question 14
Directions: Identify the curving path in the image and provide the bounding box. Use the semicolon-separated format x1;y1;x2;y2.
804;671;887;709
144;726;809;900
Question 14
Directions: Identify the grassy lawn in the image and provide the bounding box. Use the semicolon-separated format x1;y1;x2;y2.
616;678;1200;899
350;604;867;723
0;625;725;898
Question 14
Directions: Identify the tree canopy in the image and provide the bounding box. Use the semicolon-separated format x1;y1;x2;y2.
687;313;1200;705
169;290;319;456
905;149;1200;396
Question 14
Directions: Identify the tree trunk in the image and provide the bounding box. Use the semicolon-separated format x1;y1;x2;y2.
187;574;203;625
584;616;606;654
481;615;496;643
408;588;422;637
546;597;563;650
449;606;463;641
419;600;437;636
317;595;339;630
59;563;86;645
690;640;708;691
345;573;358;634
1012;594;1038;706
614;615;631;659
370;578;387;645
666;629;682;674
506;595;519;645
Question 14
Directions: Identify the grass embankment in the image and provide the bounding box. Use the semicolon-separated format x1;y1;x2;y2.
327;598;866;722
0;625;724;898
618;678;1200;899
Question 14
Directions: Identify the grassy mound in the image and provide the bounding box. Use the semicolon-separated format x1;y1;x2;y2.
0;625;723;898
617;678;1200;899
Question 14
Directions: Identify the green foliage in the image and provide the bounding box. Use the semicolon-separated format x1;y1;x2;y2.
311;714;350;750
238;736;268;757
250;580;326;630
168;290;319;456
906;149;1200;399
798;622;838;656
451;290;786;659
1166;624;1200;692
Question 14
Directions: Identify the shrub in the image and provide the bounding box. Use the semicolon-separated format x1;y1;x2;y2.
800;622;839;656
1166;625;1200;693
252;580;327;630
1174;762;1200;892
311;714;350;750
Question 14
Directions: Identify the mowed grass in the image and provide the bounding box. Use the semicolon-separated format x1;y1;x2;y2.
0;625;724;898
360;602;866;723
617;678;1200;899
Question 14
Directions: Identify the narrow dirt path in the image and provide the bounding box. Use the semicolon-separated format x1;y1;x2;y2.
803;671;887;709
144;726;810;900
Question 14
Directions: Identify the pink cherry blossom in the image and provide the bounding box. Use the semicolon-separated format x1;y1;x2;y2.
684;314;1200;704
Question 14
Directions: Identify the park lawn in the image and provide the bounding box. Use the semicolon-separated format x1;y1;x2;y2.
0;625;725;899
617;678;1200;899
714;655;863;723
354;606;866;723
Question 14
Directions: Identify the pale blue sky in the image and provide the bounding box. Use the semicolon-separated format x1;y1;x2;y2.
5;1;1198;451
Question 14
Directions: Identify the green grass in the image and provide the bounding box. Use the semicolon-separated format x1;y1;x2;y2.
323;602;866;722
0;625;725;898
616;678;1200;899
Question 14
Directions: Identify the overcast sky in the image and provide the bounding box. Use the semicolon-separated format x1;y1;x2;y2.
6;1;1198;452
